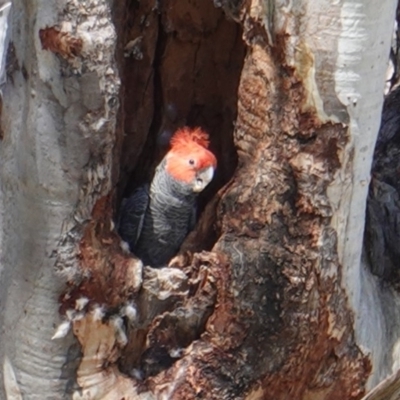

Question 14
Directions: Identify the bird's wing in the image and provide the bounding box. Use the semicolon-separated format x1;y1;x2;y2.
189;205;197;232
118;185;150;249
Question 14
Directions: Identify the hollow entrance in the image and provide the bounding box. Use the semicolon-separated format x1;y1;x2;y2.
116;0;245;245
111;0;245;378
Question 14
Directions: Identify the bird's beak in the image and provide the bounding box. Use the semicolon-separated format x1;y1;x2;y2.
193;166;214;192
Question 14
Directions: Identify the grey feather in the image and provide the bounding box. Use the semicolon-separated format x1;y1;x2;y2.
118;160;198;267
189;206;197;232
134;162;196;267
118;185;149;249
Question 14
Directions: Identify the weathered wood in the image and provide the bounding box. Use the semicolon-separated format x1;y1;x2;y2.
0;0;398;399
0;0;120;397
362;368;400;400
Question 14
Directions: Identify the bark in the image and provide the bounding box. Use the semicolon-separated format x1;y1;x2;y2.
0;0;398;399
0;0;120;398
361;367;400;400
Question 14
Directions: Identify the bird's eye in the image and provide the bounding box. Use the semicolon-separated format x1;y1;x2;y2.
189;159;195;165
197;178;203;185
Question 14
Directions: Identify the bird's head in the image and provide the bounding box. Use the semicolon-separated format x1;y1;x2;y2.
165;127;217;193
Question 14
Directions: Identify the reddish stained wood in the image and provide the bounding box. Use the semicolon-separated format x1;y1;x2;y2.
39;26;83;58
57;0;373;398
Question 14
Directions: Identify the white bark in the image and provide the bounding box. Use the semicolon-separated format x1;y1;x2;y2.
277;0;400;388
250;0;398;392
333;2;398;389
0;0;119;398
281;0;397;389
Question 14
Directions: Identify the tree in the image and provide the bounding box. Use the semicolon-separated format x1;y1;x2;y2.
0;0;398;399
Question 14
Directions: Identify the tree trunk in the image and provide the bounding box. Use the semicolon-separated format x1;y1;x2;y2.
0;0;398;399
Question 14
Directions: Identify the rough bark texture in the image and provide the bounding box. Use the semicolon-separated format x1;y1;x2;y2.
66;0;394;399
361;367;400;400
0;0;398;399
365;87;400;282
361;85;400;398
0;0;120;398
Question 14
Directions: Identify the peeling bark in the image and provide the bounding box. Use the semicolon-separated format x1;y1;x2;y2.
0;0;399;399
0;0;119;398
361;367;400;400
